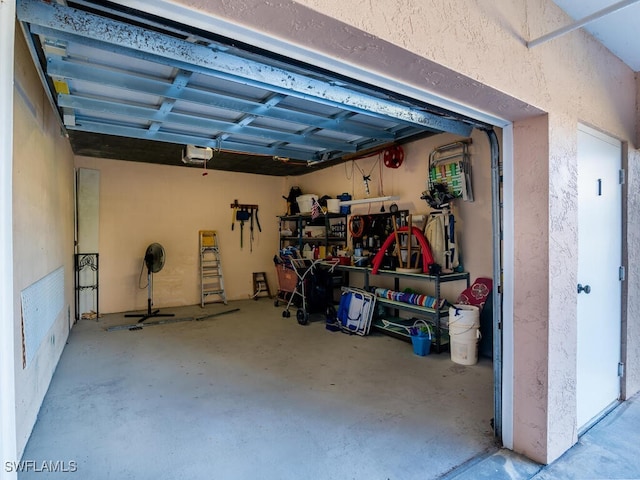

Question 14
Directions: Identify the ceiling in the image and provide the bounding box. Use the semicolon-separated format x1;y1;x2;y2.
550;0;640;71
16;0;482;176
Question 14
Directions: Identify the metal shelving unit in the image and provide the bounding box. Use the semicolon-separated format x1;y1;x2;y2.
278;212;347;253
337;266;470;353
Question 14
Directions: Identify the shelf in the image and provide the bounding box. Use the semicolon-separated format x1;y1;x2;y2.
336;265;468;353
338;195;400;206
279;212;346;221
371;316;450;347
336;265;469;282
282;240;346;244
375;297;448;315
278;212;347;253
375;269;470;282
295;237;346;242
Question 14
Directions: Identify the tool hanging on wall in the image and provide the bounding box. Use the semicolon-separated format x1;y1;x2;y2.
383;145;404;169
255;207;262;233
353;157;381;196
231;200;238;231
230;201;259;250
424;139;473;207
250;209;255;252
362;174;371;195
238;208;250;248
248;207;263;252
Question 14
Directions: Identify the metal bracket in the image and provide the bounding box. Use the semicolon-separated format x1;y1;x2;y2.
527;0;640;48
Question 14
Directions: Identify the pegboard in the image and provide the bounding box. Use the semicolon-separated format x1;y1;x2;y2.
20;267;64;367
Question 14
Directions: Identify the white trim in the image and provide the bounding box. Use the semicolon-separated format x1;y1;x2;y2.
0;0;17;477
501;124;515;449
578;123;623;148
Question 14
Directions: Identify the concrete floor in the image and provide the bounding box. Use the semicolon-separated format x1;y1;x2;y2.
20;299;496;480
448;391;640;480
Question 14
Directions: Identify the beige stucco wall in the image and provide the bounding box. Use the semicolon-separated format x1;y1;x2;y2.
636;73;640;147
13;28;76;457
625;148;640;397
73;156;286;313
512;114;551;458
157;0;640;464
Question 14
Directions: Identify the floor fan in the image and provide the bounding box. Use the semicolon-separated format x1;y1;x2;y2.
125;243;175;323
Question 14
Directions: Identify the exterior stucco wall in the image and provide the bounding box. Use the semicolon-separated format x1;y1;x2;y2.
149;0;640;464
512;115;550;459
625;148;640;396
546;113;579;456
290;0;635;140
13;27;76;457
636;74;640;147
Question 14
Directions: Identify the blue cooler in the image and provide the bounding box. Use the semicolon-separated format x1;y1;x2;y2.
338;193;352;214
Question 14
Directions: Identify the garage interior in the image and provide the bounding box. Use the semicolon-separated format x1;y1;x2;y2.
14;0;505;477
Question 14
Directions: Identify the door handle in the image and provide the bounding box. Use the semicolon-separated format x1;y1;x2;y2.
577;283;591;294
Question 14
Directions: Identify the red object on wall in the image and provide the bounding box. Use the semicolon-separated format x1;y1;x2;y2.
371;226;434;274
383;145;404;168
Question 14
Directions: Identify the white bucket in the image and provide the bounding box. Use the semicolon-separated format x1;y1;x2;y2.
448;304;480;365
296;194;318;214
326;198;341;213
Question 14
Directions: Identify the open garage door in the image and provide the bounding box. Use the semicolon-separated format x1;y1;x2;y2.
17;0;506;440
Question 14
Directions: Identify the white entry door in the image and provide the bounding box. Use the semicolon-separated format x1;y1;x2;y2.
576;125;622;429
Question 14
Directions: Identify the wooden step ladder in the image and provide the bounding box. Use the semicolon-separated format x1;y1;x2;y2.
252;272;271;300
200;230;227;307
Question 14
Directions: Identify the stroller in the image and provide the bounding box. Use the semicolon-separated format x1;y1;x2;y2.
274;255;338;325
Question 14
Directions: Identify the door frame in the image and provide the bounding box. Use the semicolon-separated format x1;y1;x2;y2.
620;142;630;402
